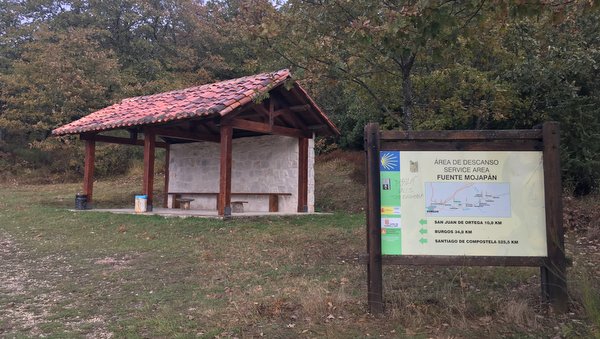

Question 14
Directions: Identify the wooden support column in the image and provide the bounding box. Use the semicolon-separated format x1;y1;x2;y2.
365;123;383;314
163;144;170;208
297;137;309;212
268;98;274;127
541;122;568;312
83;138;96;206
143;129;156;211
218;125;233;216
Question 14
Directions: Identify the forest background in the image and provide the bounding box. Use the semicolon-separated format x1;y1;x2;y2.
0;0;598;196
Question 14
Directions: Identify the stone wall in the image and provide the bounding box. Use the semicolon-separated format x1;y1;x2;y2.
168;135;314;213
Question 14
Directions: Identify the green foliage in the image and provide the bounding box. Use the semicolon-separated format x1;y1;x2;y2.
582;281;600;338
499;11;600;194
0;0;256;182
0;0;598;193
1;26;122;135
94;144;145;178
242;0;599;193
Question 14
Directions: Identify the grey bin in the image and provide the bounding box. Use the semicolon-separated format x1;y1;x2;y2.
75;193;88;210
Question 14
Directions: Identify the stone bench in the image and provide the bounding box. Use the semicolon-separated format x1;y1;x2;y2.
175;198;194;210
168;192;292;212
231;201;248;213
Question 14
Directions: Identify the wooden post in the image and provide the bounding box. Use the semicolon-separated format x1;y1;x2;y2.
365;123;383;314
219;125;233;216
163;144;170;208
143;129;156;211
297;137;309;212
268;194;279;212
268;98;274;127
541;122;568;312
83;138;96;206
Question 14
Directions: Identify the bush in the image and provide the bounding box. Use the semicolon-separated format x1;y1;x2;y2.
94;144;144;178
0;137;144;183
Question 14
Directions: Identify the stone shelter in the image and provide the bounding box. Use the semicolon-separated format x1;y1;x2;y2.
52;70;339;216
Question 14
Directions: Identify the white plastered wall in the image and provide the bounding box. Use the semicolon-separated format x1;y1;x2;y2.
168;135;315;213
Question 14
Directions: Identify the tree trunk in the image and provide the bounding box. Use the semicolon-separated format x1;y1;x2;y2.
401;53;416;131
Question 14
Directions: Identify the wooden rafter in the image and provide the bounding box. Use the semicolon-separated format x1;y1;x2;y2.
202;119;221;135
223;118;311;139
278;108;306;129
252;102;307;130
288;104;311;112
190;120;216;137
274;88;312;127
268;97;304;129
147;127;219;143
80;134;168;148
269;98;274;127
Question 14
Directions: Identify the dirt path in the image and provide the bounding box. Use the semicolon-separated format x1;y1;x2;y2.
0;232;53;336
0;232;112;338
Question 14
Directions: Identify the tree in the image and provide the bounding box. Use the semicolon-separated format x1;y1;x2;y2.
0;26;122;141
244;0;495;130
500;9;600;194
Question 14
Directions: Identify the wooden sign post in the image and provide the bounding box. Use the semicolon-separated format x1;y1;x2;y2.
364;122;567;314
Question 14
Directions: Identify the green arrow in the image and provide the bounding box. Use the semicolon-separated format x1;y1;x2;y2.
419;219;427;225
419;228;428;235
419;238;428;244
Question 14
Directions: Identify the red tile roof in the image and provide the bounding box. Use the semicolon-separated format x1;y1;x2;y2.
53;69;304;136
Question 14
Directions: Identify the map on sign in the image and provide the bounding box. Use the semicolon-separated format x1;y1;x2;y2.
424;182;511;218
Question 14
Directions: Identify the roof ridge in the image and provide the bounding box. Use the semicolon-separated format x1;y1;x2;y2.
121;69;290;104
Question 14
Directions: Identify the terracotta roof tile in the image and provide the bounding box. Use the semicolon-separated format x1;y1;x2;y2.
52;69;291;136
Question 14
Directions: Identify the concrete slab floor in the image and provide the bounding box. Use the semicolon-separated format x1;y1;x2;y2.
71;208;331;219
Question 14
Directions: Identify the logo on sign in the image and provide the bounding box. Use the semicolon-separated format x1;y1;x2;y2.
382;218;401;228
380;152;400;171
381;206;401;215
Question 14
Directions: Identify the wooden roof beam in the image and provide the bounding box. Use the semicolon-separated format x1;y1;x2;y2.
268;97;305;129
80;133;168;148
190;120;217;136
307;124;327;131
253;103;307;130
288;104;311;112
147;127;220;143
223;118;311;139
275;87;312;125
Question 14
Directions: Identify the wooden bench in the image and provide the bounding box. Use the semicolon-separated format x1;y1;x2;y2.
169;192;292;212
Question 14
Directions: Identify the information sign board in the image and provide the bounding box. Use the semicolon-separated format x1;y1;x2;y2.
363;123;567;314
379;151;547;257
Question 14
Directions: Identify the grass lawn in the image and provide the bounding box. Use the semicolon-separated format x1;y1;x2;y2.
0;174;599;338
